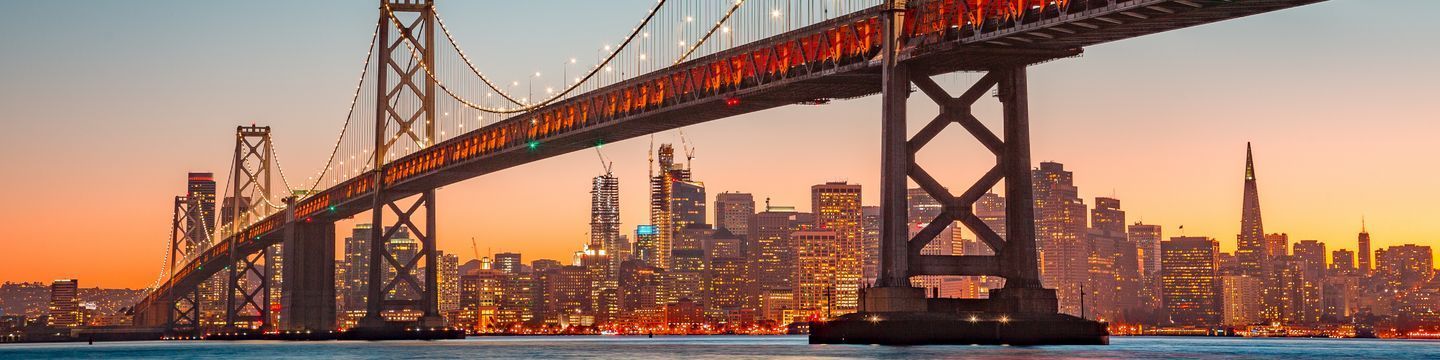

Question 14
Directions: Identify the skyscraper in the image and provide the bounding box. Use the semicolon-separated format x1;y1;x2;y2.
714;192;755;241
750;204;812;295
579;243;616;323
1291;240;1327;279
342;224;374;312
438;252;461;319
1033;161;1089;315
672;182;707;235
1161;236;1220;326
1237;143;1266;276
861;206;881;286
813;182;862;315
1259;232;1290;322
618;259;663;314
539;265;591;326
648;143;701;269
707;257;751;320
793;230;839;320
1264;233;1289;261
47;279;80;328
186;174;225;327
1220;275;1263;326
591;172;621;274
590;172;621;321
493;253;522;274
385;227;419;301
1376;244;1434;293
1331;249;1356;275
186;173;216;248
1128;223;1163;280
1357;220;1372;275
634;225;662;267
1088;197;1135;321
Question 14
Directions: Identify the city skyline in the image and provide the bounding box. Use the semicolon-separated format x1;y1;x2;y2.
2;0;1438;292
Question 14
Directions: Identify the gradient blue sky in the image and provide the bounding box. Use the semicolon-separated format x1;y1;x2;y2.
1;0;1437;288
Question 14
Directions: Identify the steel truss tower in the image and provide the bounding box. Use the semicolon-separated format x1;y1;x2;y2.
226;125;274;330
167;196;202;336
869;0;1055;315
359;0;444;329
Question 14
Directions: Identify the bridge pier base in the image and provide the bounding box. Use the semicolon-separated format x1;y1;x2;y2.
280;220;336;332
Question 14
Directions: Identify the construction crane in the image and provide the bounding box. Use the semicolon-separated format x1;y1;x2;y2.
594;146;613;175
470;237;480;261
679;130;696;167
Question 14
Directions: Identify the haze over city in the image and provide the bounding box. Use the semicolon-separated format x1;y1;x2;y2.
1;0;1434;289
7;0;1440;354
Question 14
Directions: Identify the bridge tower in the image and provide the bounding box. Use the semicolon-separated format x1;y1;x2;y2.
225;125;275;331
165;195;202;336
818;0;1104;345
358;0;444;330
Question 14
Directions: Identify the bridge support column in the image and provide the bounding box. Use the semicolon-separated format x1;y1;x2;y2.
818;61;1104;344
866;0;928;314
225;249;270;331
988;64;1059;315
818;3;1100;342
357;191;444;331
280;221;336;331
165;288;201;337
356;0;445;335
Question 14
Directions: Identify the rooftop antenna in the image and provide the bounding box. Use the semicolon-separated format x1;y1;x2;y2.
1361;216;1367;233
648;135;655;180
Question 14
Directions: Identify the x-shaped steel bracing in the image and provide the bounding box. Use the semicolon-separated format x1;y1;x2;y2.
168;288;200;336
901;67;1037;285
226;250;270;329
379;8;434;157
360;1;442;328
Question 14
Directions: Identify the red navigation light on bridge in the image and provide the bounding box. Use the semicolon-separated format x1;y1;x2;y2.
724;97;740;107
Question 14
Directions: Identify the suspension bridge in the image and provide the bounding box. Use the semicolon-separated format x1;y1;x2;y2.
129;0;1325;344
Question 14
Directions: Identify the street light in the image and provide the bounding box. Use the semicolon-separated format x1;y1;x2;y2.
530;71;540;105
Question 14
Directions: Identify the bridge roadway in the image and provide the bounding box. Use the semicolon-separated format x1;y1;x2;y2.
134;0;1322;325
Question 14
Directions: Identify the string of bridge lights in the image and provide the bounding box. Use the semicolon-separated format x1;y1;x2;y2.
146;221;172;291
268;140;299;198
428;0;667;109
675;0;746;65
303;23;381;195
387;0;746;114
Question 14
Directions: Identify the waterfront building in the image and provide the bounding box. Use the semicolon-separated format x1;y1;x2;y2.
1161;236;1220;326
1034;161;1090;316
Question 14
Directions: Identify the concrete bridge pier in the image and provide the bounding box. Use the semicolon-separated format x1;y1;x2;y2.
280;220;336;331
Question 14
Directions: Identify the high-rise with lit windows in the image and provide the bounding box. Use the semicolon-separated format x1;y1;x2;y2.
812;182;862;315
1161;236;1220;326
793;230;839;320
1033;161;1089;316
47;279;81;328
714;192;755;241
648;143;703;269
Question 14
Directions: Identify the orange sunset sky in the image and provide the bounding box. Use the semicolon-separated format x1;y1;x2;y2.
1;0;1437;289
